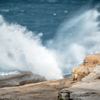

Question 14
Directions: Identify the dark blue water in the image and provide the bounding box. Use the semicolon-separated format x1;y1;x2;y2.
0;0;100;79
0;0;95;44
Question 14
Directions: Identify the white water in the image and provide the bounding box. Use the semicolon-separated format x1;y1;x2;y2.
0;9;100;78
0;15;62;80
48;9;100;73
0;71;19;76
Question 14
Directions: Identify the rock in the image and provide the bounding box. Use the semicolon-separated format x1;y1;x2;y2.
59;87;100;100
77;96;100;100
63;74;72;78
59;53;100;100
84;53;100;67
0;71;46;87
82;63;100;82
0;77;75;100
19;76;46;85
72;53;100;81
58;76;100;100
72;81;100;90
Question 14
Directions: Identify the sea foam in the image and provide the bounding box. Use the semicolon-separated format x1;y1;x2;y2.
49;9;100;73
0;8;100;79
0;15;62;80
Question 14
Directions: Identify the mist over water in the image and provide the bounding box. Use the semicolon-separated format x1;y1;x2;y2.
0;1;100;79
0;15;62;80
49;9;100;73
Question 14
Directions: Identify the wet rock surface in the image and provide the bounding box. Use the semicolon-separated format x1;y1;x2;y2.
0;71;46;87
0;77;75;100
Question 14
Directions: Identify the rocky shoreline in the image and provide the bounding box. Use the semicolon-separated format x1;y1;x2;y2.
59;53;100;100
0;53;100;100
0;71;46;88
0;76;75;100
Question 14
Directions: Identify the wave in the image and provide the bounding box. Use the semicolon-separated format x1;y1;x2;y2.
0;9;9;12
0;71;19;76
0;7;100;79
0;15;62;80
48;9;100;73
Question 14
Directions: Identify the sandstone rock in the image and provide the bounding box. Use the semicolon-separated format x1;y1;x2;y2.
58;74;100;100
82;63;100;82
77;96;100;100
0;77;75;100
72;81;100;90
72;53;100;81
59;53;100;100
84;53;100;67
59;87;100;100
0;71;46;87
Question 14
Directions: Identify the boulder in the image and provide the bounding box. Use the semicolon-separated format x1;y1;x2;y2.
72;53;100;81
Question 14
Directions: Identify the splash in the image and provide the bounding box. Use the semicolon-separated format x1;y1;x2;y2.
0;15;62;80
49;9;100;74
0;71;19;76
0;8;100;78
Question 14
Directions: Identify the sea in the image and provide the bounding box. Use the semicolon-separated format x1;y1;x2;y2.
0;0;100;80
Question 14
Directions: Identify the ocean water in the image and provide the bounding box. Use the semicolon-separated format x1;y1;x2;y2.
0;0;100;80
